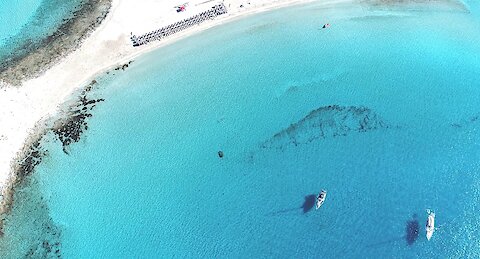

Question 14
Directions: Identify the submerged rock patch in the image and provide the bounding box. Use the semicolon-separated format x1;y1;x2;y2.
262;105;388;150
0;175;62;258
0;0;112;86
114;61;134;71
0;132;47;225
0;79;104;257
52;80;104;154
14;138;47;185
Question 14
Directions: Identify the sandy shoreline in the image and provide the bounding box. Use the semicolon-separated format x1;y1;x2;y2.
0;0;468;220
0;0;473;254
0;0;346;218
0;0;112;86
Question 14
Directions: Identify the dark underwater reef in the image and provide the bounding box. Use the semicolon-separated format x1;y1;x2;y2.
52;80;105;154
262;105;389;150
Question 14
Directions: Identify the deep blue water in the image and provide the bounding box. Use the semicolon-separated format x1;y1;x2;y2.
4;0;480;257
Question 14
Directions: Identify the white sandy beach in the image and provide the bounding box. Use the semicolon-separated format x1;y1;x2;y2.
0;0;355;202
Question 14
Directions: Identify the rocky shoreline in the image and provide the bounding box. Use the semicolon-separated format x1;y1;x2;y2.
0;79;104;248
0;139;62;257
0;0;112;86
52;80;105;154
0;131;47;235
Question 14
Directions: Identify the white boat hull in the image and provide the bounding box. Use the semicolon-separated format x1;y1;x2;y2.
316;190;327;209
426;210;435;241
426;230;434;241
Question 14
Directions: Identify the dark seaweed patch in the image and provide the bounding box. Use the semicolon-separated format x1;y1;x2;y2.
450;112;480;128
23;216;62;258
1;175;62;258
2;76;107;220
52;80;104;154
262;105;388;150
15;139;47;183
0;133;62;256
0;0;112;86
0;133;48;224
114;61;134;71
0;79;105;256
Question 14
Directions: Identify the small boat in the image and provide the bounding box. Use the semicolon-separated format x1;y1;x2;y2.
316;190;327;209
426;209;435;241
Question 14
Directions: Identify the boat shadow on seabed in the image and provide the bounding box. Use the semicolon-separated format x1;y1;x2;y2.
405;214;420;245
366;214;420;248
265;194;317;216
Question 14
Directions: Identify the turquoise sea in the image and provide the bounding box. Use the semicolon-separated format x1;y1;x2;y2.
0;0;84;61
0;0;41;45
2;0;480;257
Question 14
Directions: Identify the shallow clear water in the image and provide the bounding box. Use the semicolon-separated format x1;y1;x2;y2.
5;1;480;257
0;0;84;60
0;0;41;44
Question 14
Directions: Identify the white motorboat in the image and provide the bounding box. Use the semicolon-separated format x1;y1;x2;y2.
426;209;435;241
316;190;327;209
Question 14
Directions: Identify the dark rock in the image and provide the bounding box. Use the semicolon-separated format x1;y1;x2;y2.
262;105;389;150
0;0;113;86
52;80;104;154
